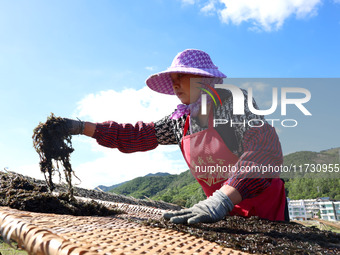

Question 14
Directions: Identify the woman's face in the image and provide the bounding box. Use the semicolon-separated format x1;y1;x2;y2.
170;73;203;105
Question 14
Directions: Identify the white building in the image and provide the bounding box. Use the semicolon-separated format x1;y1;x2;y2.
304;199;320;218
288;198;340;221
318;200;340;221
288;199;310;220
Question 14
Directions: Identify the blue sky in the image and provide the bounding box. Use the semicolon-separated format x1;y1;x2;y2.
0;0;339;188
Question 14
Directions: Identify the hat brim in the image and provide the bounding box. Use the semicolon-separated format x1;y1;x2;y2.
146;67;227;95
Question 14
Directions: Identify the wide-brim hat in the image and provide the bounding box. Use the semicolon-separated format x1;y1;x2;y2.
146;49;227;95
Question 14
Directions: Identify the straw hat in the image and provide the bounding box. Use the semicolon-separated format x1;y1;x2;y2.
146;49;226;95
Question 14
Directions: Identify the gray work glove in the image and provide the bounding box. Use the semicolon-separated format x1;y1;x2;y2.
163;190;234;224
62;118;85;135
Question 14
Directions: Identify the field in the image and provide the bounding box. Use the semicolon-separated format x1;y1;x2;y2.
0;238;27;255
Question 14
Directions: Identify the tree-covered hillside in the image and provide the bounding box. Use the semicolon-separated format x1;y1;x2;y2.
110;174;177;199
110;170;205;207
97;172;170;192
282;147;340;200
150;170;206;207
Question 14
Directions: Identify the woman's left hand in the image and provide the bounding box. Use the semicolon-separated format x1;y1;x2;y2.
163;190;234;224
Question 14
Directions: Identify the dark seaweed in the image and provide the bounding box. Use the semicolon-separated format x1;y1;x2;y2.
0;171;121;216
142;217;340;254
1;171;339;254
32;113;75;196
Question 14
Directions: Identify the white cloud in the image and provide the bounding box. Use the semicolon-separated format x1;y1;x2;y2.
181;0;196;5
72;87;188;188
201;0;217;13
10;163;44;181
200;0;322;31
75;86;179;123
74;146;187;189
145;66;155;71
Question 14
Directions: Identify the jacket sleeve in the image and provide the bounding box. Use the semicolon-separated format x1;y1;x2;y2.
221;89;283;200
92;111;181;153
92;121;159;153
224;123;283;200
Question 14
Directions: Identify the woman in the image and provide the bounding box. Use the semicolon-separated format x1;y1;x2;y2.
64;49;288;224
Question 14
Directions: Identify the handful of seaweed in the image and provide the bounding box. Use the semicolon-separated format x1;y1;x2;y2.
33;113;76;196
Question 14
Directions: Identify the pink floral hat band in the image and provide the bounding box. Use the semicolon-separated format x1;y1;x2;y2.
145;49;227;95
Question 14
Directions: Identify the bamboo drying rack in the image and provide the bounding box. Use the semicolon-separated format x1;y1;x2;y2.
0;201;249;255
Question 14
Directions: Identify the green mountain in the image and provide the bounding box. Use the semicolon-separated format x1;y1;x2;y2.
96;182;128;192
144;172;171;177
283;147;339;173
110;170;205;207
282;147;340;200
109;148;340;207
97;172;170;192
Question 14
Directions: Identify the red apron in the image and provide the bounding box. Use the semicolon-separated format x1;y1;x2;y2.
181;112;286;221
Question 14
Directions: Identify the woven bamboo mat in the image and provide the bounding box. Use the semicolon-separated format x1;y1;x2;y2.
0;206;250;255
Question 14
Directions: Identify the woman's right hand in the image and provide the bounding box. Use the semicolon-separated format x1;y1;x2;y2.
61;118;96;137
62;118;85;135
